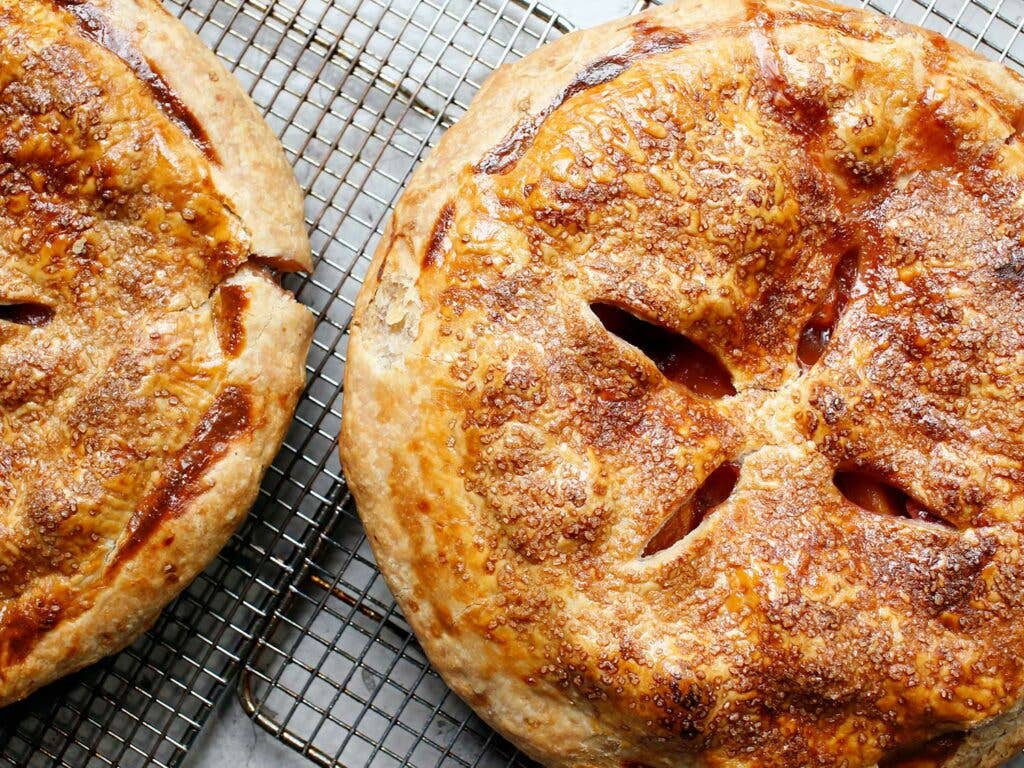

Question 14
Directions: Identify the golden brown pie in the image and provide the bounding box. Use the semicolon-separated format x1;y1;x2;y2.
0;0;313;705
341;0;1024;765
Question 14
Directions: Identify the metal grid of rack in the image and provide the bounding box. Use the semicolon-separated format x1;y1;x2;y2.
4;0;1024;766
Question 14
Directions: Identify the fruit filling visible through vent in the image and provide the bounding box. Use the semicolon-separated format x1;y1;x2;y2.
591;303;736;398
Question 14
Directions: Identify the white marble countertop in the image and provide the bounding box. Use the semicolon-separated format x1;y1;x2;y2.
181;1;1024;767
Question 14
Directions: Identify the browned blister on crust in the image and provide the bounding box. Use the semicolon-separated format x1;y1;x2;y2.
0;0;312;705
341;0;1024;766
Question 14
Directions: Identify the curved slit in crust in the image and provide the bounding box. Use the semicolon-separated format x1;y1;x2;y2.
474;23;691;175
54;0;218;162
642;461;740;557
423;202;455;268
0;302;54;328
877;731;966;767
833;469;952;527
797;247;859;368
112;385;254;569
591;303;736;398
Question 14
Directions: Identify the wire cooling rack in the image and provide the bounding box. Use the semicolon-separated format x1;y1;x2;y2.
4;0;1024;767
233;0;1024;766
231;1;569;766
231;0;1024;766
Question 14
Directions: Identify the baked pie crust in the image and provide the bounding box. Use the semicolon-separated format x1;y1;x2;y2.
0;0;312;705
343;0;1024;764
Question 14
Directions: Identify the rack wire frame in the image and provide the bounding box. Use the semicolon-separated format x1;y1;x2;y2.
231;1;571;765
231;0;1024;766
4;0;1024;766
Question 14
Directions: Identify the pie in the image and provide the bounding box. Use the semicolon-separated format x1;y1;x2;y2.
0;0;313;705
340;0;1024;764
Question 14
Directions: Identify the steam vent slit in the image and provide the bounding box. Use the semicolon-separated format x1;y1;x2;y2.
833;469;952;527
797;247;859;367
0;302;54;327
642;462;741;557
591;303;736;397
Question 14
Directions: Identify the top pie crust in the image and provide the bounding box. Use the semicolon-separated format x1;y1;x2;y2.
342;0;1024;765
0;0;312;705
